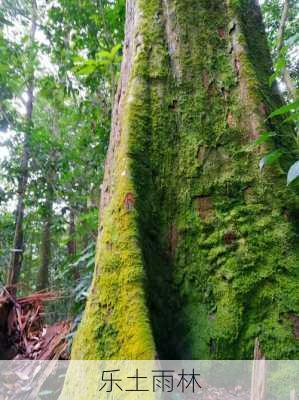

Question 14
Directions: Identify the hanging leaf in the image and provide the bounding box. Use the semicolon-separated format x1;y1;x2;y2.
259;149;283;171
74;63;96;76
268;100;299;119
287;161;299;185
269;56;286;86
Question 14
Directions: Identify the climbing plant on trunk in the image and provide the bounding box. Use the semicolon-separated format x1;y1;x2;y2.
70;0;299;362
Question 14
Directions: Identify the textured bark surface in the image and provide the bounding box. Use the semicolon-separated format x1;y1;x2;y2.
70;0;299;362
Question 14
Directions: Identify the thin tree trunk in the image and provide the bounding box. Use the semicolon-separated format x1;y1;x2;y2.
67;208;76;259
276;0;297;99
67;207;80;280
69;0;299;362
36;110;59;290
7;0;37;289
290;388;297;400
282;68;297;100
277;0;289;54
37;182;53;290
250;338;266;400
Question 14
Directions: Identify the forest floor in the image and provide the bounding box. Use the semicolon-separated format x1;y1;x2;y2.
0;288;253;399
0;288;70;360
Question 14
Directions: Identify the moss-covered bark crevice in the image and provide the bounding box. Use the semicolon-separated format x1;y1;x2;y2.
71;0;299;361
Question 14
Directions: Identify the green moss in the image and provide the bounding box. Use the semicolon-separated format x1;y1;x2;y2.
71;74;156;359
71;0;299;361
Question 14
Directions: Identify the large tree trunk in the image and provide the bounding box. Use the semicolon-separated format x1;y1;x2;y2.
71;0;299;360
7;0;37;289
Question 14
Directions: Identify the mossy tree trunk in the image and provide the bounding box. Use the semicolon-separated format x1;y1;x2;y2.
71;0;299;360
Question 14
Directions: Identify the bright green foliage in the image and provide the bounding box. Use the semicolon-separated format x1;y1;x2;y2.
0;0;125;306
261;0;299;186
262;0;298;92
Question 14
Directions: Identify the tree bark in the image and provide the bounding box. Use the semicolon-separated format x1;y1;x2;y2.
70;0;299;361
7;0;37;289
290;388;297;400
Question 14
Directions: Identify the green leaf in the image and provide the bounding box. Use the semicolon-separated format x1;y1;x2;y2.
259;149;283;171
115;55;123;63
254;131;274;145
72;55;86;63
268;100;299;119
96;44;122;63
74;63;96;76
96;59;110;66
110;43;122;59
283;112;299;124
96;50;112;60
269;56;286;86
287;161;299;185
